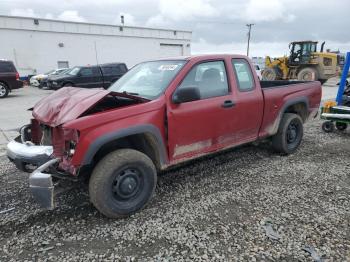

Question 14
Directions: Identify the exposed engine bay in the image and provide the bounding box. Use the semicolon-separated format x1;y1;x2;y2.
83;94;143;116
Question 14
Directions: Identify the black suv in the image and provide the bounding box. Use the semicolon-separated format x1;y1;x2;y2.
0;60;23;98
47;63;128;90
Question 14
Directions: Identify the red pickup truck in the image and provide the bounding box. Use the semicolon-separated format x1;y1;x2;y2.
7;55;321;218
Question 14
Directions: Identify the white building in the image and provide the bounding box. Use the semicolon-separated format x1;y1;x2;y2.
0;15;192;76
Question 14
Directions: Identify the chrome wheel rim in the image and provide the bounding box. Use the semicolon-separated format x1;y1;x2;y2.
0;85;6;97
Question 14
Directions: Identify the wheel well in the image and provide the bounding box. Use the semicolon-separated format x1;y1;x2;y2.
284;102;308;122
0;80;9;88
92;133;161;171
63;82;74;86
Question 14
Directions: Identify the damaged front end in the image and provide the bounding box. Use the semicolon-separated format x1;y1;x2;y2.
7;120;79;209
7;87;148;210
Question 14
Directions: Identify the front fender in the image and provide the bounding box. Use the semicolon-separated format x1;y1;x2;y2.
80;124;168;167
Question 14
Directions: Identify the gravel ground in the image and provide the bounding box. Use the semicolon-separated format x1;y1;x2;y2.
0;119;349;261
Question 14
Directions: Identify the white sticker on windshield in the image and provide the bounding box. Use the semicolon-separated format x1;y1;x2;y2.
158;65;178;71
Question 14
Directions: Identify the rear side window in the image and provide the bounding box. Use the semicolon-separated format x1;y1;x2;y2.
111;66;121;75
232;59;255;91
102;65;127;75
102;67;112;75
0;62;16;73
80;67;101;76
178;61;229;100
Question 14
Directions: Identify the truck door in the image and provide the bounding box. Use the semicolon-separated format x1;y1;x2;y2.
167;60;240;161
229;58;264;141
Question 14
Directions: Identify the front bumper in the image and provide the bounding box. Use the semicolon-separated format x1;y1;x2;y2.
30;79;40;87
7;138;53;172
7;139;60;209
29;158;59;209
11;80;24;90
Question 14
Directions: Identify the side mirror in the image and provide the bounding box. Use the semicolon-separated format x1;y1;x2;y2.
172;87;200;104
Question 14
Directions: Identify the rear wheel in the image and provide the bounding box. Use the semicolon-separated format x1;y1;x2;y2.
322;121;334;133
89;149;157;218
262;68;277;80
335;122;348;131
272;113;304;154
0;82;9;98
297;67;318;81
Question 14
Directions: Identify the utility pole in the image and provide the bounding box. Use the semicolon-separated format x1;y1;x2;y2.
246;23;254;57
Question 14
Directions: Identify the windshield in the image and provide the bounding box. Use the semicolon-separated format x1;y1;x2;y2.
45;70;55;75
69;67;81;76
59;68;71;75
108;60;186;100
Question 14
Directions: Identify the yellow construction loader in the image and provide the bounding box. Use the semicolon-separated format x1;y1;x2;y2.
262;41;338;83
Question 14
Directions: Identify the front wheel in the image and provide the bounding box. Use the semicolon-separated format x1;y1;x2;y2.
89;149;157;218
322;121;335;133
272;113;304;154
297;67;318;81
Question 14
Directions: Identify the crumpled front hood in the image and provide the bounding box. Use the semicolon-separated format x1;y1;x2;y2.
33;87;110;127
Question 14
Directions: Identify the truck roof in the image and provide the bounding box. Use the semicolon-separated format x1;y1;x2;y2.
152;54;249;62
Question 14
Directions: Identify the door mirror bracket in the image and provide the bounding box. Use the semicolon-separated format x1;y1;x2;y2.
172;87;201;104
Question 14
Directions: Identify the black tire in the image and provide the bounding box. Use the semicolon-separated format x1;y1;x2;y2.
0;82;9;98
297;67;318;81
335;122;348;131
272;113;304;154
89;149;157;218
262;68;277;80
322;121;334;133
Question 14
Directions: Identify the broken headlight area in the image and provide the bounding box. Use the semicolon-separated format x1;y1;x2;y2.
63;128;79;157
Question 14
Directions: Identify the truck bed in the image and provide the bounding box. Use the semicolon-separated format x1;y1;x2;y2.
259;80;322;138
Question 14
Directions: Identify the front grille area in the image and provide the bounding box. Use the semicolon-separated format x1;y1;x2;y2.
40;125;52;145
31;119;65;158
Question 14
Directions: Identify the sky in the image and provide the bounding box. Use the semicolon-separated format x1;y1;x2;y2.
1;0;350;57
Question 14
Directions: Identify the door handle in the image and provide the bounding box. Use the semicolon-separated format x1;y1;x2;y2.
221;100;235;108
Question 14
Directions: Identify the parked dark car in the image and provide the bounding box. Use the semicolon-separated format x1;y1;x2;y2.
47;63;128;90
0;60;23;98
40;68;72;89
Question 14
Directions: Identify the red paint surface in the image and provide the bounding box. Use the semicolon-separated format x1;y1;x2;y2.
32;87;110;127
30;55;322;174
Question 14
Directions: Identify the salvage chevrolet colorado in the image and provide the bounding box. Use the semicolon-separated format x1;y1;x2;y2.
7;55;322;218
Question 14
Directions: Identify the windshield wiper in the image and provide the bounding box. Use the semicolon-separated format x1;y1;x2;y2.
122;91;139;96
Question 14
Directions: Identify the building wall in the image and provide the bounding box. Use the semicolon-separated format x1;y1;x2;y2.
0;16;192;76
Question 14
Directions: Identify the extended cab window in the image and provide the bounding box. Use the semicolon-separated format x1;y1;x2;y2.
232;59;255;91
178;61;228;100
102;65;127;76
111;65;123;75
80;67;101;76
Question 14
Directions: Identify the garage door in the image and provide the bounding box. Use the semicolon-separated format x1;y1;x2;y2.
159;44;183;58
